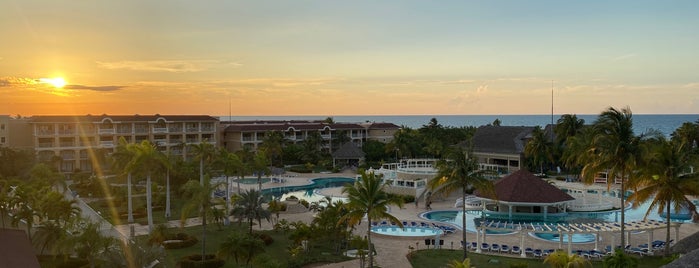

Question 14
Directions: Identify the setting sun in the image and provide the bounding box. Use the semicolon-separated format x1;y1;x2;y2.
39;77;67;88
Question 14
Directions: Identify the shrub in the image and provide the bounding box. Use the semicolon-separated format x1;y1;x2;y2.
178;254;225;268
253;232;274;246
299;199;310;208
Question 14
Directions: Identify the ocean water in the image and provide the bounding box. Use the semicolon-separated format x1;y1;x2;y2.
221;114;699;137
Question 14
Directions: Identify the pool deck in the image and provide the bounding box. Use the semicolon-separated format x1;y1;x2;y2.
114;170;699;268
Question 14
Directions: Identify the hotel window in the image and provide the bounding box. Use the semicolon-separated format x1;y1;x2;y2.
0;124;4;130
1;137;5;143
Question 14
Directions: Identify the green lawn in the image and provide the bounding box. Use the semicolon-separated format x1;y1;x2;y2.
408;249;671;268
143;223;352;267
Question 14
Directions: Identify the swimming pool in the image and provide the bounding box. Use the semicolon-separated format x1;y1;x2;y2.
371;226;443;238
261;177;355;203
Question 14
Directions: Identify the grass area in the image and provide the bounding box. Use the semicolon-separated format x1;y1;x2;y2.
143;222;352;267
408;249;671;268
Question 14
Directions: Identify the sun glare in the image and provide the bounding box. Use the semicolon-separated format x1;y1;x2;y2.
39;77;67;88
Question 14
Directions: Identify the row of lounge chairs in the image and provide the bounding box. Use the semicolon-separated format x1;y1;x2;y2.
622;239;674;256
372;220;457;234
460;240;673;259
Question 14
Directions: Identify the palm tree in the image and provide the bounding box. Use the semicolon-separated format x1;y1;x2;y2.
252;151;270;191
561;127;596;180
163;153;177;219
580;107;644;248
525;126;554;174
340;171;404;268
191;141;216;185
627;137;699;256
260;130;285;166
555;114;586;146
230;189;271;234
180;176;223;261
127;140;168;232
543;250;591;268
218;231;246;265
428;149;495;261
0;179;12;228
10;183;43;240
112;137;137;223
70;219;120;268
217;148;242;223
446;258;471;268
603;249;638;268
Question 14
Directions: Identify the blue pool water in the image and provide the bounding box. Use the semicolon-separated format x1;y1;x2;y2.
261;177;355;202
371;226;443;237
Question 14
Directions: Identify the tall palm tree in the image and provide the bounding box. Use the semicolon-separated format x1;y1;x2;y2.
230;189;271;234
260;130;285;166
580;107;644;248
428;149;495;261
163;153;177;219
0;179;12;228
127;140;168;232
561;127;596;180
252;151;270;191
112;137;137;223
340;171;404;268
525;126;554;174
191;141;216;185
555;114;585;146
543;250;591;268
217;148;241;224
180;176;223;262
627;137;699;255
10;183;44;240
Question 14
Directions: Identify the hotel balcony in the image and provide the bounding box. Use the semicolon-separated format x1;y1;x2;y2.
116;128;132;134
168;127;183;133
59;142;75;147
100;141;115;147
57;130;76;135
152;127;168;133
135;128;148;134
186;127;199;132
38;142;55;148
98;128;115;135
37;130;55;136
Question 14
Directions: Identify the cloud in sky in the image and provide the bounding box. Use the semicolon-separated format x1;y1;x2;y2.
64;85;126;92
0;76;125;93
96;59;241;73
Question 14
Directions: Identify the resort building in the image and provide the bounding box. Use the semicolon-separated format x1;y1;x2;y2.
470;125;535;175
374;158;438;199
0;115;33;150
28;114;219;173
474;170;575;222
221;120;400;152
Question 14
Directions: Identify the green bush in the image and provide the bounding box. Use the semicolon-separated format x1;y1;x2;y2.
178;254;225;268
288;165;312;173
254;232;274;246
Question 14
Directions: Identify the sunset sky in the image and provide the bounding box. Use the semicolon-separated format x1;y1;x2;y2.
1;1;698;116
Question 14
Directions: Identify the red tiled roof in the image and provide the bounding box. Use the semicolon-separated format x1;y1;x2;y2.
476;170;574;203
